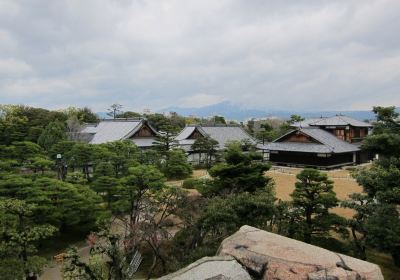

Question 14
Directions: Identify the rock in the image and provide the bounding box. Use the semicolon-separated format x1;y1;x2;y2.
264;261;317;280
158;256;252;280
217;225;383;280
308;267;361;280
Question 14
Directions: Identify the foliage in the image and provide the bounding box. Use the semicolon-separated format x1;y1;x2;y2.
352;158;400;266
0;199;57;279
182;178;212;191
342;193;375;260
161;149;192;179
152;125;179;155
116;111;142;118
63;106;99;123
0;175;104;232
63;230;134;280
362;106;400;157
37;120;67;151
0;104;67;144
287;114;305;124
145;113;185;131
207;144;272;196
191;136;219;168
107;104;123;119
290;168;347;243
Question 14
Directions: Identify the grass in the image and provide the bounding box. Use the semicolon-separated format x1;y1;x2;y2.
266;168;362;218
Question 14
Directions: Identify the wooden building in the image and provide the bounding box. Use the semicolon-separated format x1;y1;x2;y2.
79;119;159;148
175;125;256;164
260;115;373;169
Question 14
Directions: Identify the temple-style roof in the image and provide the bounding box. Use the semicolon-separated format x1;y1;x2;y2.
175;125;256;150
80;119;159;147
261;127;360;154
292;115;372;128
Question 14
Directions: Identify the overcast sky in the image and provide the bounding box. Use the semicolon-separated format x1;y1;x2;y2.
0;0;399;112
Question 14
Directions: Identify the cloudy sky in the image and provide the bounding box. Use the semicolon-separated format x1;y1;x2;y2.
0;0;399;112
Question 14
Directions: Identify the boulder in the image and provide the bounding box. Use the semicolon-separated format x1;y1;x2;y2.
217;225;383;280
158;256;252;280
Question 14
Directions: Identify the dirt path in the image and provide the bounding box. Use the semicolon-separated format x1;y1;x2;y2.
39;246;91;280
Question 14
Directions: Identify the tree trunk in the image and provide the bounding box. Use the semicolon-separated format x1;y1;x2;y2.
351;228;366;260
146;254;158;280
304;209;312;244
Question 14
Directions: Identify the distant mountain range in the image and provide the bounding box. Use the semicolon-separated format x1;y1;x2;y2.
98;102;398;121
160;101;379;121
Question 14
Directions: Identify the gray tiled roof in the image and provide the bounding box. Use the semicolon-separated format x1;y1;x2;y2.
175;125;255;150
293;115;372;128
262;127;359;154
80;119;158;146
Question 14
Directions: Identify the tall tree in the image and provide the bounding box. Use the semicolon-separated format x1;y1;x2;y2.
287;114;305;124
291;168;347;244
161;149;192;179
152;125;179;156
107;104;123;119
207;144;273;196
191;136;219;168
341;193;375;260
362;106;400;157
37;120;67;151
352;158;400;265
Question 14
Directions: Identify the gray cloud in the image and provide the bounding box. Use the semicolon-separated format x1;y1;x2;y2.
0;0;399;112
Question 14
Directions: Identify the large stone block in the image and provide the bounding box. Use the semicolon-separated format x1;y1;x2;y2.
158;256;252;280
217;225;383;280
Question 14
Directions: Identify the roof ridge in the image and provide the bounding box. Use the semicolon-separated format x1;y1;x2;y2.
300;128;336;152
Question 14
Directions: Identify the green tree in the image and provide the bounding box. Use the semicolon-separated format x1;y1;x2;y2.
10;141;44;164
291;168;347;244
116;111;142;118
341;193;375;260
26;156;54;174
0;176;103;232
162;149;192;179
212;115;226;124
100;141;139;177
37;120;67;151
116;165;166;227
64;106;99;123
107;104;123;119
0;199;57;280
207;144;273;196
63;230;131;280
77;107;99;123
152;125;179;156
66;142;94;180
352;158;400;265
362;106;400;157
287;114;305;124
0;113;28;144
191;136;219;168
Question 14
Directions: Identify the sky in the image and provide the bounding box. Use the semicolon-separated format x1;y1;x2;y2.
0;0;399;112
